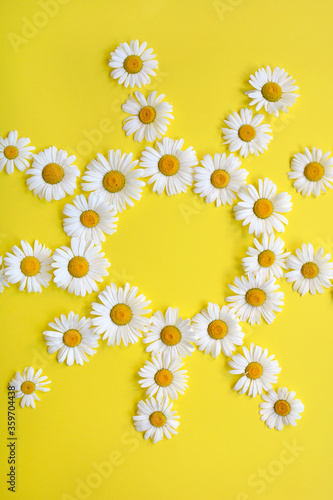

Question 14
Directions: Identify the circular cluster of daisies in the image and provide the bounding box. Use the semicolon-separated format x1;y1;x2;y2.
4;40;333;441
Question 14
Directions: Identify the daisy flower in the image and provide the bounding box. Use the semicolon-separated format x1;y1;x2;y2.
228;343;281;397
226;274;284;325
43;311;99;366
122;91;174;142
0;256;9;293
9;367;51;409
193;153;248;206
0;130;35;174
4;240;52;293
52;238;110;297
90;282;151;346
138;353;188;402
285;243;333;295
109;40;158;88
25;146;79;201
192;303;244;358
260;387;304;430
143;307;196;363
222;108;272;158
288;147;333;197
63;192;118;245
234;177;292;237
245;66;299;117
140;137;198;195
133;397;180;444
242;234;290;281
81;149;145;213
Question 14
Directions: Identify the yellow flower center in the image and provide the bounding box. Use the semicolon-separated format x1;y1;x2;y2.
4;145;19;159
301;262;319;279
253;198;273;219
158;155;180;176
80;210;99;228
304;162;324;182
103;170;125;193
274;400;291;416
63;329;82;347
20;256;40;277
246;288;266;307
258;250;275;268
42;163;64;185
139;106;156;124
21;381;35;394
68;256;89;278
208;319;228;339
160;325;181;346
245;362;263;380
261;82;282;102
211;169;230;188
110;303;132;326
155;369;173;387
238;124;256;142
149;411;166;427
123;55;143;74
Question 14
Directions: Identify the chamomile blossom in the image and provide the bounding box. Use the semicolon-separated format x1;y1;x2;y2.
143;307;196;363
229;343;281;397
140;137;198;195
193;153;248;206
245;66;299;117
52;238;110;297
81;149;145;213
192;303;244;358
90;282;151;346
4;240;52;293
0;256;9;293
259;387;304;430
63;192;118;245
25;146;79;201
234;177;292;237
222;108;272;158
43;311;99;366
9;367;51;409
138;353;188;402
242;234;290;280
288;147;333;197
226;274;284;325
109;40;158;88
133;397;180;444
285;243;333;295
122;91;173;142
0;130;35;174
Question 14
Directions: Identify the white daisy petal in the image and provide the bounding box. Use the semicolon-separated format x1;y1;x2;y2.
229;343;281;397
9;366;51;409
25;147;79;201
285;243;333;296
245;66;299;117
259;387;304;430
133;396;179;443
109;40;158;89
0;130;35;174
91;282;151;346
140;137;198;196
52;238;110;297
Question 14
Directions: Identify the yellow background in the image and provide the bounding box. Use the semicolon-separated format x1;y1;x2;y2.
1;0;333;499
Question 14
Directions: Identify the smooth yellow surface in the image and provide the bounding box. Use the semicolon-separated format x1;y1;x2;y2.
1;1;333;499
